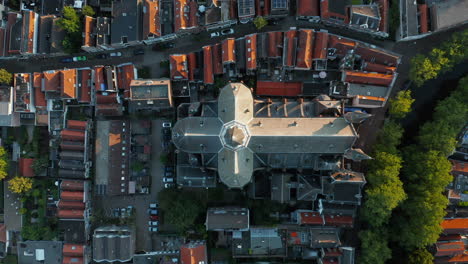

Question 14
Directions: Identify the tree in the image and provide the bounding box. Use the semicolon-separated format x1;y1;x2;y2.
57;6;80;33
0;68;13;85
8;176;33;194
409;54;440;87
359;229;392;264
388;90;415;119
0;147;9;180
408;248;434;264
31;157;48;175
253;17;268;30
82;5;95;17
373;121;404;155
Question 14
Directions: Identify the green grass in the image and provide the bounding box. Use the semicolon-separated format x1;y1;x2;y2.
352;0;362;4
1;255;18;264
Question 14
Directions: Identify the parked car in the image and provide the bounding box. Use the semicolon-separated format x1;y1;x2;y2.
73;56;87;62
162;122;172;128
150;203;159;209
210;32;220;38
110;52;122;57
150;215;159;221
149;227;158;232
96;53;109;59
148;209;158;215
162;128;171;141
133;48;145;55
163;177;174;183
60;57;73;63
220;28;234;35
164;183;175;188
164;166;174;173
164;171;173;177
148;221;159;226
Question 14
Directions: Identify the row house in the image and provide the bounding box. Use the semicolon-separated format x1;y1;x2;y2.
82;16;112;52
435;218;468;263
59;120;92;179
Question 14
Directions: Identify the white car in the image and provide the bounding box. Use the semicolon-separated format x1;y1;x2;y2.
210;32;220;38
110;52;122;57
162;122;172;128
164;183;175;188
163;177;174;183
150;203;158;209
149;221;159;226
149;227;158;232
221;28;234;35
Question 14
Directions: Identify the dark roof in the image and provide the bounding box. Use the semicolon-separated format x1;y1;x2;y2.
37;15;54;54
93;226;135;262
111;0;141;44
59;220;86;244
40;0;62;15
206;207;249;230
17;241;63;264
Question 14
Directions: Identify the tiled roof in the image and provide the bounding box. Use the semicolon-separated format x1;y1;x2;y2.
324;214;354;227
283;29;297;67
180;243;207;264
19;158;35;177
256;81;302;96
212;43;223;75
58;209;84;219
435;241;465;257
363;62;396;74
94;66;105;91
170;54;189;80
116;64;135;98
355;46;399;66
344;71;393;86
442;218;468;234
299;212;324;225
96;92;118;104
61;141;85;151
323;248;343;257
435;252;468;263
439;234;462;242
320;0;329;18
143;0;161;38
83;16;96;47
0;224;6;243
188;0;199;28
452;160;468;173
203;46;214;84
187;52;197;81
61;180;85;191
78;69;91;103
63;244;84;257
245;34;257;70
377;0;388;32
60;191;84;201
222;38;236;63
95;104;122;116
418;4;428;33
313;31;328;60
267;31;283;58
58;200;85;210
295;29;314;69
60;69;77;99
43;70;60;92
174;0;189;31
297;0;319;17
61;129;85;141
21;11;36;54
327;34;356;56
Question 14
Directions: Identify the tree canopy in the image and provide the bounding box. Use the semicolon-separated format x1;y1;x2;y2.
57;6;80;33
8;176;33;194
82;5;95;17
408;248;434;264
388;90;415;119
0;68;13;85
359;229;392;264
253;17;268;30
0;147;9;180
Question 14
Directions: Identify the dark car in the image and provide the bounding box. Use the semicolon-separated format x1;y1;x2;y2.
96;53;109;59
165;166;174;172
133;48;145;55
60;57;73;63
162;128;171;141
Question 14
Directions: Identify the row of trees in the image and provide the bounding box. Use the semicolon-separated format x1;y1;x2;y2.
391;75;468;262
409;29;468;86
359;91;414;264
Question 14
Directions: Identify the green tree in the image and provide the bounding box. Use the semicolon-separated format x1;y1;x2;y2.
57;6;80;33
31;157;48;175
408;248;434;264
373;121;404;155
253;17;268;30
359;229;392;264
8;176;33;194
82;5;95;17
0;68;13;85
409;54;440;87
0;147;9;180
388;90;415;119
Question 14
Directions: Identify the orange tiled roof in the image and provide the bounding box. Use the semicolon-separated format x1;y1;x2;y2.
296;29;313;69
79;69;91;103
19;158;35;177
442;218;468;233
61;129;85;141
58;200;85;210
435;241;465;257
67;120;87;130
418;4;428;33
452;160;468;173
43;70;60;92
21;11;36;54
377;0;388;32
212;43;223;75
283;29;297;67
180;243;207;264
174;0;189;31
60;69;77;99
256;81;302;96
188;0;198;28
170;54;189;80
83;16;96;47
299;212;324;225
94;66;105;91
203;46;214;84
297;0;319;16
60;180;84;191
187;52;197;81
327;34;356;56
117;64;135;98
222;38;236;63
96;92;118;104
245;34;257;70
313;31;328;60
60;191;84;201
363;62;396;74
344;71;393;86
63;244;84;257
267;31;283;58
324;214;354;227
58;209;84;219
143;0;161;38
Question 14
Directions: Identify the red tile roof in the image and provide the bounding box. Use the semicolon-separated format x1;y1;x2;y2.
320;0;329;19
170;54;189;80
43;70;60;92
283;29;297;67
117;64;135;99
321;258;339;264
60;191;84;201
344;71;393;86
313;31;328;60
203;46;214;84
58;209;84;219
256;81;302;96
377;0;388;32
62;257;84;264
33;73;47;107
67;120;87;130
174;0;189;31
435;241;465;257
267;31;283;58
61;129;85;141
442;219;468;234
61;180;85;191
324;214;354;227
327;34;356;56
60;69;77;99
0;28;5;56
299;211;324;225
245;34;257;70
21;11;36;54
94;66;105;91
452;160;468;173
58;200;85;210
222;38;236;64
0;224;6;244
297;0;319;17
256;0;262;16
363;62;396;74
187;52;197;81
79;69;91;103
418;4;428;33
296;29;314;69
143;0;161;38
63;244;84;257
180;243;207;264
95;104;122;116
19;158;35;177
96;92;118;104
212;43;223;75
435;252;468;263
323;248;343;257
61;141;85;151
355;46;399;66
439;234;462;242
83;16;96;47
188;0;199;28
